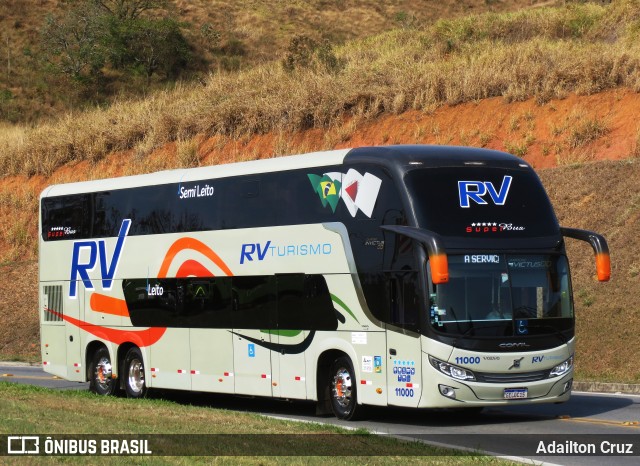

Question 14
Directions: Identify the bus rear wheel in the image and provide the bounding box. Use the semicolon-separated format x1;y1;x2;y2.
123;347;147;398
89;347;116;396
329;356;362;420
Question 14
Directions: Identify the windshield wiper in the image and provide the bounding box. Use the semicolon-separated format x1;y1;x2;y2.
522;323;568;345
512;305;538;318
452;322;513;348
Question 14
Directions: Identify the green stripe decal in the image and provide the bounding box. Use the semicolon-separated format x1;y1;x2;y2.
331;294;359;324
260;329;303;337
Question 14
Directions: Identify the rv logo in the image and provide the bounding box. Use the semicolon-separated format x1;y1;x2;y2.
458;176;513;208
68;219;131;298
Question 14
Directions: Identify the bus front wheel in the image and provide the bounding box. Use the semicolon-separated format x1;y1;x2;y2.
123;347;147;398
329;356;362;420
89;347;116;396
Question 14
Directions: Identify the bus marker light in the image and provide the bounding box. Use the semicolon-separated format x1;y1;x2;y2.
360;380;372;385
272;382;278;387
596;253;611;282
376;388;383;394
190;370;200;375
218;378;223;382
429;254;449;284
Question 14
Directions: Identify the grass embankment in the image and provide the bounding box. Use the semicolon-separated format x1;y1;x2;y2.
3;1;640;264
0;3;639;384
2;2;640;178
0;382;511;464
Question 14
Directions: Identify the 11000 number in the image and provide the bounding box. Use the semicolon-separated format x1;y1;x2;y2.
395;388;414;397
455;356;480;365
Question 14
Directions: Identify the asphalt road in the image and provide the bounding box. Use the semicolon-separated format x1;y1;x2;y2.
2;363;639;464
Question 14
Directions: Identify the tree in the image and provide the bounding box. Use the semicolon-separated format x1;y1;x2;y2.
40;2;106;83
93;0;169;21
39;0;191;86
126;17;191;79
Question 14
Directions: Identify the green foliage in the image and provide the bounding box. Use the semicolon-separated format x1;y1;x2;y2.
104;16;191;79
92;0;170;21
39;0;191;86
282;35;344;74
39;2;107;84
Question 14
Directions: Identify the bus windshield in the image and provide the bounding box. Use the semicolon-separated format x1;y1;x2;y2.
429;254;573;337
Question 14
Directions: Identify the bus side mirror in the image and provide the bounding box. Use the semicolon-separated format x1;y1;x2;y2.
380;225;449;284
560;227;610;282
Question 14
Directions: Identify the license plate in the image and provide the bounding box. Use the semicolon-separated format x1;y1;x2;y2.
504;388;528;399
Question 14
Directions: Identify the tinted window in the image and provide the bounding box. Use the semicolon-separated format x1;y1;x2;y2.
231;275;277;328
405;167;559;239
124;274;336;330
277;274;337;330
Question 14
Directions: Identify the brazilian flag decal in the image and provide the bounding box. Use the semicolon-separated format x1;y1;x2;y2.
308;174;342;213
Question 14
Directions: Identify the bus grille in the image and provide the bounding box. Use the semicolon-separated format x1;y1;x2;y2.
43;285;63;322
475;370;550;384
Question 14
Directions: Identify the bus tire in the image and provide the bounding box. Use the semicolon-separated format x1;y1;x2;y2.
89;347;116;396
123;347;147;399
329;356;362;420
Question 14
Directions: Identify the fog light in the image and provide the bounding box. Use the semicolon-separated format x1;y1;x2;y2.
439;384;457;399
562;379;573;394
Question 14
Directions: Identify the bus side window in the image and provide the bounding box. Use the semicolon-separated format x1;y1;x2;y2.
277;274;337;331
231;276;277;329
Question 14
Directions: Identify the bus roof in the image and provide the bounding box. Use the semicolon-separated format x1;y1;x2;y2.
41;145;528;199
41;148;351;198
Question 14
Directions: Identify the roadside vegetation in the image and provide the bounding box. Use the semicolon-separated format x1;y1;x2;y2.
0;382;511;463
2;1;640;177
0;1;639;386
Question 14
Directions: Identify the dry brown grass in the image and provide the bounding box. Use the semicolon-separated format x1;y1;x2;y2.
1;2;640;384
540;159;640;383
0;0;545;124
3;2;640;177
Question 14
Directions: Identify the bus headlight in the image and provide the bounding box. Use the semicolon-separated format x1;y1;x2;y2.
429;355;476;381
549;355;573;378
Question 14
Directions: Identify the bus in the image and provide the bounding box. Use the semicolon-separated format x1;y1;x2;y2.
39;145;610;420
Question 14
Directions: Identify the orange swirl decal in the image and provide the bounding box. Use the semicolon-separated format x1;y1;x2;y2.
158;237;233;278
175;259;214;278
46;307;166;348
62;236;231;348
90;293;130;317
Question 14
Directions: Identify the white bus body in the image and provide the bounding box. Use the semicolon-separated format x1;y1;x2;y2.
39;145;609;419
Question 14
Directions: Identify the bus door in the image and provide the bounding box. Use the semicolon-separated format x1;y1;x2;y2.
231;276;275;397
232;329;274;396
271;275;309;400
188;278;235;394
386;275;423;407
147;280;191;391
